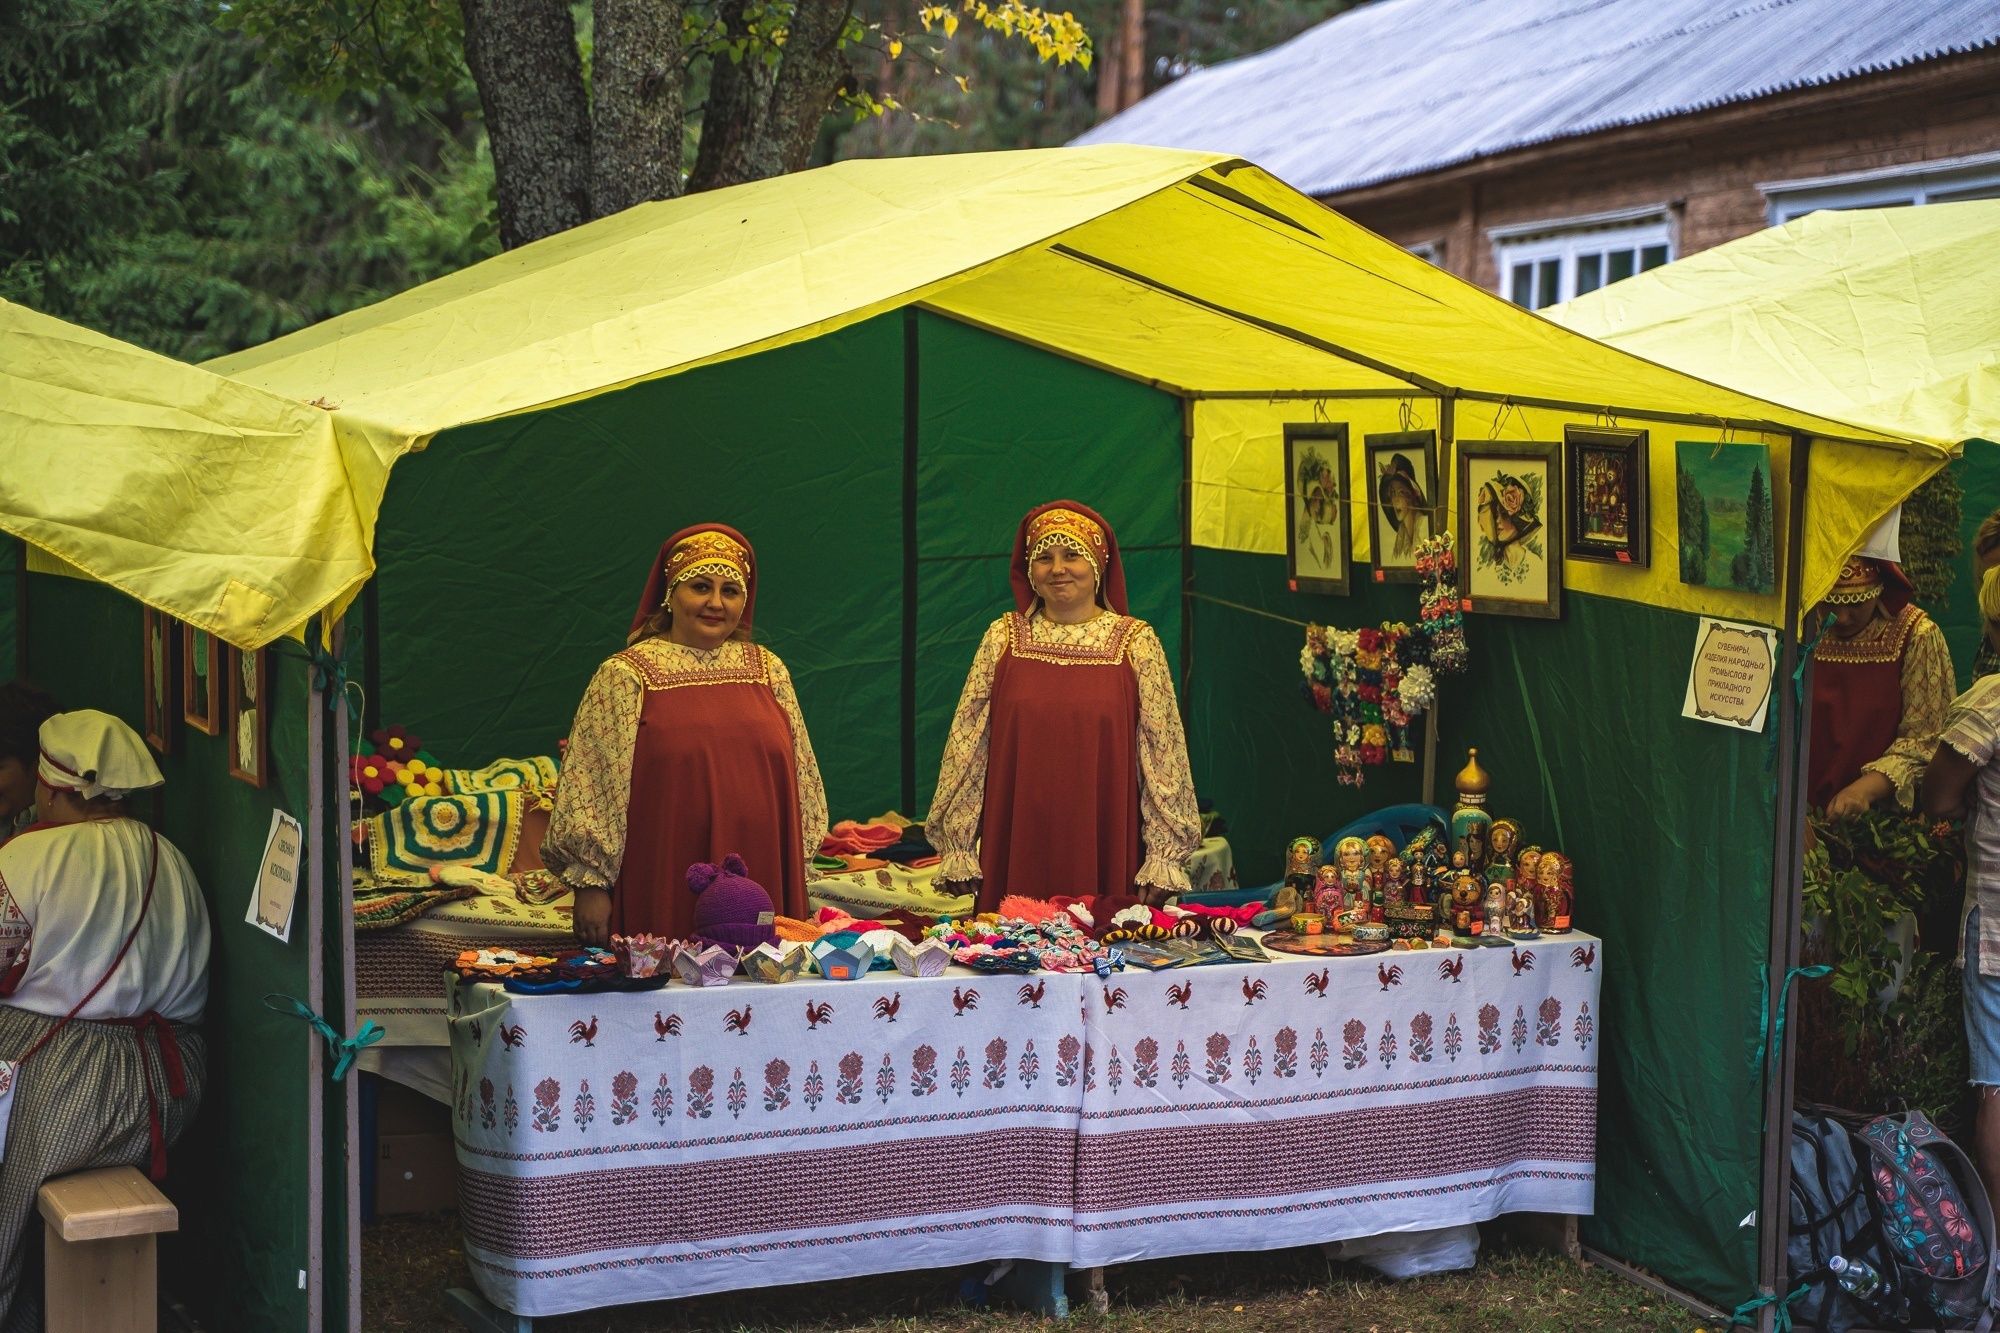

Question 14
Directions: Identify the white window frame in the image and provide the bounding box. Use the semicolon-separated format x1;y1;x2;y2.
1488;205;1676;311
1761;149;2000;225
1407;240;1441;265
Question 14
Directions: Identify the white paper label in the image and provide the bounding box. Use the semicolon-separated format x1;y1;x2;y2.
1683;617;1779;733
247;809;305;942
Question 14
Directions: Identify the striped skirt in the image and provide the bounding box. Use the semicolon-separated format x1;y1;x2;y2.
0;1004;205;1332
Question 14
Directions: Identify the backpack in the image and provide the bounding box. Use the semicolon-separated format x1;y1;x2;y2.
1856;1111;1998;1329
1789;1108;1904;1331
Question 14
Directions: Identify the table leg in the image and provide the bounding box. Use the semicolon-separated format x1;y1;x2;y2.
44;1226;155;1333
987;1259;1070;1318
1087;1265;1108;1315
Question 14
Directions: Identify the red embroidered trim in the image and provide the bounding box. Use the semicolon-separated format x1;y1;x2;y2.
1815;603;1926;666
615;643;770;691
1005;613;1137;667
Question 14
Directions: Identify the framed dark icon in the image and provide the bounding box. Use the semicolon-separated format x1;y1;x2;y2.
1565;427;1649;567
183;625;222;735
1457;440;1563;620
1283;423;1351;596
1364;430;1439;584
142;608;175;754
228;645;268;787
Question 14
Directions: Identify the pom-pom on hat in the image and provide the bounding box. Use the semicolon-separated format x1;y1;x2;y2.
687;853;777;952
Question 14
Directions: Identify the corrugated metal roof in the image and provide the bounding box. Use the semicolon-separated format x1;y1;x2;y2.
1072;0;2000;197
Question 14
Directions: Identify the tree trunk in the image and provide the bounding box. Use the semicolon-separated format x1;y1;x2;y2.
687;0;850;193
458;0;592;248
1117;0;1145;112
591;0;686;216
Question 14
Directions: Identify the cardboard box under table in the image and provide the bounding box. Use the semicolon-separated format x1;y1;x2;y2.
446;935;1598;1316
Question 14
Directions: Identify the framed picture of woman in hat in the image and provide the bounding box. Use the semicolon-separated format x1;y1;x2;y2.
1457;440;1563;620
1284;423;1351;596
1364;431;1438;583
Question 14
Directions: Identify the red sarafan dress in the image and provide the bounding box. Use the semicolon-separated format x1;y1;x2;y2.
929;501;1201;910
1806;571;1952;812
542;525;827;937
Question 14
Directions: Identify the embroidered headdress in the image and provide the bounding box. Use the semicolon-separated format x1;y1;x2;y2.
629;523;759;637
1010;500;1128;615
1824;555;1913;612
38;709;163;801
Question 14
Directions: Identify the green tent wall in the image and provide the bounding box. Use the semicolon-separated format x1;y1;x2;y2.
18;572;340;1329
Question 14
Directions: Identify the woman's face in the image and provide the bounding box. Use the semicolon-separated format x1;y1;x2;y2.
1387;477;1417;518
667;573;747;650
1031;543;1098;615
0;758;34;824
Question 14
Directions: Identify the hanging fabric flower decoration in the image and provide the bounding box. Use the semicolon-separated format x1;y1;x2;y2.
1415;534;1468;677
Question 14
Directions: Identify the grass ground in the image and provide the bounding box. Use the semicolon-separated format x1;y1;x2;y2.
363;1212;1718;1333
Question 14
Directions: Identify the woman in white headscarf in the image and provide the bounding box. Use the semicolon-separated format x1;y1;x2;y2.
0;710;211;1330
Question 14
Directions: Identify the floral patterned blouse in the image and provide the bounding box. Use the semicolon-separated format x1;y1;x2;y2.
541;637;828;892
1838;606;1955;810
928;610;1203;891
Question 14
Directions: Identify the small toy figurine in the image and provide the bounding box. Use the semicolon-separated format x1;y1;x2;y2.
1536;851;1574;933
1450;749;1493;873
1312;862;1344;925
1407;855;1430;907
1507;876;1540;939
1334;835;1371;900
1481;878;1508;945
1278;836;1320;916
1381;858;1408;909
1450;852;1482;942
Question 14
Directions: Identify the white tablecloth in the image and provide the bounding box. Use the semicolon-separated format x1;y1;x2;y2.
448;934;1599;1317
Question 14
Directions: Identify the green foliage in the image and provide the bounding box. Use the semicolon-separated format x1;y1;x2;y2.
1803;807;1963;1024
831;0;1351;158
1854;950;1970;1138
1903;465;1965;608
1;0;498;359
214;0;468;103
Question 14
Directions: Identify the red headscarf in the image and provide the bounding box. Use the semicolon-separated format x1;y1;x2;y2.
629;524;758;638
1010;501;1128;616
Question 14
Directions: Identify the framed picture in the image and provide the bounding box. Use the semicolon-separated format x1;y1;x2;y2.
142;608;175;754
183;625;221;735
1364;430;1439;583
228;646;268;787
1675;440;1776;594
1458;441;1563;619
1283;423;1351;595
1565;427;1649;566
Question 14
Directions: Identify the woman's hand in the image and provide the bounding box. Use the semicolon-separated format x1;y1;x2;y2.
1826;772;1895;820
572;886;612;947
1137;883;1172;908
939;878;981;902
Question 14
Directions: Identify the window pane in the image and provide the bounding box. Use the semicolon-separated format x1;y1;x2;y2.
1536;259;1559;309
1640;244;1668;271
1511;263;1533;306
1608;250;1636;284
1576;253;1603;294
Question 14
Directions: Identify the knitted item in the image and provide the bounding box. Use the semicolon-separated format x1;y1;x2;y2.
687;854;777;951
996;895;1065;923
773;915;823;943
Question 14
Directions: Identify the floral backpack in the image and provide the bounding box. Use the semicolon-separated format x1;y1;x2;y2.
1857;1111;1997;1328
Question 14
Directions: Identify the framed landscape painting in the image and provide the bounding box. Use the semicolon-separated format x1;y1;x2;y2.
1458;440;1562;619
1365;430;1438;584
1565;427;1649;566
1284;423;1351;596
1675;440;1775;594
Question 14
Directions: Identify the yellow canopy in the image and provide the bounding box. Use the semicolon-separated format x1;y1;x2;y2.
1547;201;2000;451
6;146;1948;642
0;300;379;647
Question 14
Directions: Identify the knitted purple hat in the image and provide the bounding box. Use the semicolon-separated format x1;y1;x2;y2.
688;854;777;952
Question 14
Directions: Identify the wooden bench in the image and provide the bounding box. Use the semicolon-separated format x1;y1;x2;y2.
37;1167;178;1333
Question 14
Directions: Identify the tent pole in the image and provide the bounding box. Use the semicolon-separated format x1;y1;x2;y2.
1755;433;1814;1324
901;308;920;815
333;615;362;1332
306;629;327;1333
1180;395;1194;720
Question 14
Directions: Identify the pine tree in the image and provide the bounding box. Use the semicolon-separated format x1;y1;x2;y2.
1741;465;1775;594
1677;465;1709;585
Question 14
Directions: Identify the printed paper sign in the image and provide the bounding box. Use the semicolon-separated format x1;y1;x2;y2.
1683;617;1779;732
247;809;305;942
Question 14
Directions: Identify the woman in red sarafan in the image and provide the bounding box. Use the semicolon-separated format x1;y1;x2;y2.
542;525;827;944
928;501;1201;912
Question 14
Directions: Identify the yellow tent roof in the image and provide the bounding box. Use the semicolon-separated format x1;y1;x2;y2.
7;146;1950;644
1546;201;2000;449
0;299;378;647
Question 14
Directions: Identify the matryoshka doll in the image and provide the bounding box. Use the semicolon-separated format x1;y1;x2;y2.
1449;850;1482;942
1480;877;1508;944
1381;857;1408;909
1536;851;1575;933
1450;749;1493;873
1312;863;1344;926
1507;876;1539;939
1484;818;1522;888
1332;836;1371;933
1277;836;1319;917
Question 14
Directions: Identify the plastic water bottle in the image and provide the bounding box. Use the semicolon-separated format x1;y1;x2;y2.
1829;1254;1884;1300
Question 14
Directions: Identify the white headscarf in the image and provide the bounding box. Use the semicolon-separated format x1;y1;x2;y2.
37;710;163;801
